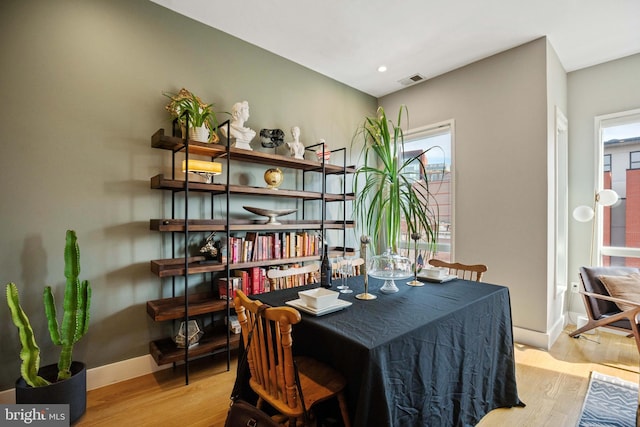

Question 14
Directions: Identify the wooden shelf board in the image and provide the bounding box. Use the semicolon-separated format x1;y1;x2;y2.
151;174;345;200
149;219;355;232
150;255;321;277
151;128;355;174
149;329;241;366
146;292;228;322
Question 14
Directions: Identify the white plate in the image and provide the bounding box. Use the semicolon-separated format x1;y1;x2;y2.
286;298;352;316
417;273;458;283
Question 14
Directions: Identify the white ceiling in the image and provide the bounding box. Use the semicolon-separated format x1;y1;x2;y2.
150;0;640;98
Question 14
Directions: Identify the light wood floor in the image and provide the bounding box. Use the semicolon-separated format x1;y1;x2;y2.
77;328;639;427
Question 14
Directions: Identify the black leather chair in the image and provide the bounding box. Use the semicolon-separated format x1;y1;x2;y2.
570;266;640;352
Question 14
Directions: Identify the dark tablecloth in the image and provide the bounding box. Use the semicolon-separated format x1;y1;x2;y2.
253;276;523;427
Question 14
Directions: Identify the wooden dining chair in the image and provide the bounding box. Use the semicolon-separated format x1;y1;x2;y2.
332;257;365;278
234;290;351;427
266;263;319;290
428;259;487;282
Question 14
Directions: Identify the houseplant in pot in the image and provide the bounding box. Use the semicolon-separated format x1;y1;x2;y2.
6;229;91;424
164;88;222;143
352;106;440;293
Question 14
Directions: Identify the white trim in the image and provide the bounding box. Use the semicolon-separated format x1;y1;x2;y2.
404;119;452;139
600;246;640;258
0;355;172;404
593;107;640;264
554;107;569;297
513;314;565;350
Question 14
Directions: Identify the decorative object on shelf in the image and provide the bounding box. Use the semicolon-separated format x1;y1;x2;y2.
316;138;331;162
163;88;221;143
407;232;424;286
199;232;218;260
573;188;619;262
174;320;204;348
260;128;285;148
368;247;413;294
263;167;284;189
6;230;91;424
243;206;297;225
353;106;441;291
286;126;306;159
219;100;255;150
182;159;222;184
356;235;377;300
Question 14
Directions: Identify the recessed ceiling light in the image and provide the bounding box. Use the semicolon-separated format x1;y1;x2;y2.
377;65;387;73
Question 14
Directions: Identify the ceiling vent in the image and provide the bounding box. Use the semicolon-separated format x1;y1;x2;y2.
398;73;426;86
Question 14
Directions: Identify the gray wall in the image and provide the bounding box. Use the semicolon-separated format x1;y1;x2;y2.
380;38;551;334
567;53;640;309
0;0;375;390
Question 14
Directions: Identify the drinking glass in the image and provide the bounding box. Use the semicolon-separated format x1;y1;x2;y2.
340;257;354;294
335;256;346;289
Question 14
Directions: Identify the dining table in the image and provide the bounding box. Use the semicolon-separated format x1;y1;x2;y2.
247;275;524;427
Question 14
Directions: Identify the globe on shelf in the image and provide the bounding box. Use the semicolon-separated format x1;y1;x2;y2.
264;167;284;189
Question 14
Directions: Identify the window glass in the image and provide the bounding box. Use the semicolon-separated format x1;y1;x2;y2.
631;151;640;170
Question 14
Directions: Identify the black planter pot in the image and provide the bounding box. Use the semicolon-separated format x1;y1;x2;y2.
15;361;87;425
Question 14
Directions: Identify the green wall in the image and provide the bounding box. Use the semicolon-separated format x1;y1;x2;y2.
0;0;375;390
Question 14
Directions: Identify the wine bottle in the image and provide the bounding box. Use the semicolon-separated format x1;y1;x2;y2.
320;244;332;288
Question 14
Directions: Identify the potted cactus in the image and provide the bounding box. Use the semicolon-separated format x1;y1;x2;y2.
6;230;91;424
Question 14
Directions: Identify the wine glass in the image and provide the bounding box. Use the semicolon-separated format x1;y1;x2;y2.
335;256;346;290
339;257;354;294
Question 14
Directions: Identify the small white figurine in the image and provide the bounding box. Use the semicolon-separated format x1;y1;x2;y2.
286;126;305;160
219;101;256;150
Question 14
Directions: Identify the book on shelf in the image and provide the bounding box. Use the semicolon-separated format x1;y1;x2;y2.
245;231;258;261
234;270;251;295
226;232;321;265
218;276;241;300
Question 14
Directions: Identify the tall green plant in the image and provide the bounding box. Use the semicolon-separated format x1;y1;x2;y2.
353;106;440;255
6;230;91;386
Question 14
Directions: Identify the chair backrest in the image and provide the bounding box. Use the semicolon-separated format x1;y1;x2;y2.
332;257;365;278
428;259;487;282
579;266;640;320
267;263;319;289
234;290;303;413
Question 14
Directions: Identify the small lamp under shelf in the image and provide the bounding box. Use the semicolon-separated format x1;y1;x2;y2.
182;159;222;184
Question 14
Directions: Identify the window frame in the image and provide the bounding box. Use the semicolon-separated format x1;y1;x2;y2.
594;108;640;265
403;119;455;261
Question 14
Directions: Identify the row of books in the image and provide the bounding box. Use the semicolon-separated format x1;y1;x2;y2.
226;231;321;264
218;264;317;299
218;267;268;299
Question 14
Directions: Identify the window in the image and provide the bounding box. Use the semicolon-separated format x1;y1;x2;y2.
402;121;454;263
603;154;612;172
596;109;640;267
631;151;640;170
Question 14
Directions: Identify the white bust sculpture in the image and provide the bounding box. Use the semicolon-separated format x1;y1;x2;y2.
286;126;305;159
219;101;256;150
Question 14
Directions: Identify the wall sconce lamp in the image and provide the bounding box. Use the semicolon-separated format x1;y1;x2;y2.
572;189;619;263
182;159;222;184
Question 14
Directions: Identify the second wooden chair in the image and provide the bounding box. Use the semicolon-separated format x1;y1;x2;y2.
428;259;487;282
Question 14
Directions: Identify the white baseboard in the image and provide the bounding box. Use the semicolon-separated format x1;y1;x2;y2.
513;314;566;350
0;355;172;404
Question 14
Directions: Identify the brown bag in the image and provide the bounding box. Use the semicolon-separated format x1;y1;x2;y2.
224;399;279;427
225;305;278;427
